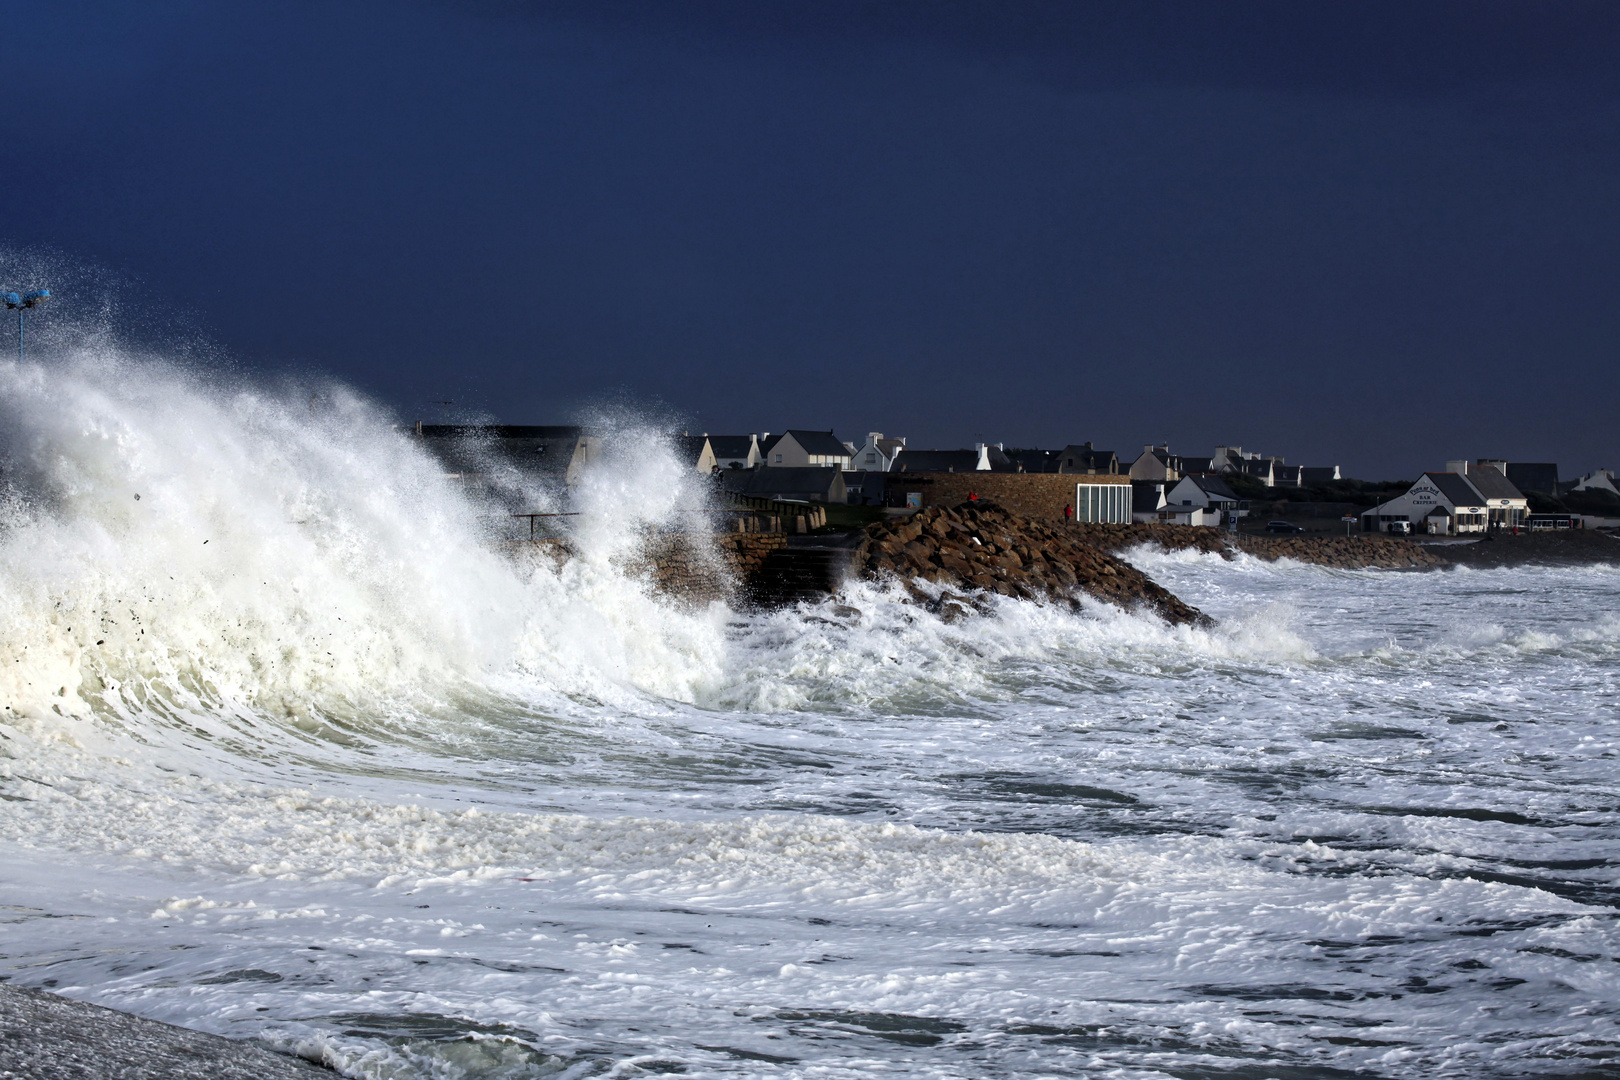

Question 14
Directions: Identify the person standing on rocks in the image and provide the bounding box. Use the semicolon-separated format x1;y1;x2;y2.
1064;504;1074;524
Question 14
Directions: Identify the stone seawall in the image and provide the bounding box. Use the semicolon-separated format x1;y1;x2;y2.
638;533;789;604
509;533;788;604
883;472;1126;523
1070;522;1448;569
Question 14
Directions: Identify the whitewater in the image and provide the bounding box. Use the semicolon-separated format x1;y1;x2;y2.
1;350;1617;1079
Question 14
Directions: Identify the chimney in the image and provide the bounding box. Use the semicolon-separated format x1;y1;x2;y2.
1446;459;1469;474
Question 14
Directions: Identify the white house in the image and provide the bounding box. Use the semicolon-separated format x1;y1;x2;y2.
762;430;853;469
1153;505;1221;527
1572;468;1619;496
1361;465;1527;534
708;434;763;470
1163;474;1243;525
849;432;907;472
1461;462;1531;529
1128;445;1182;482
1131;480;1169;523
673;435;718;474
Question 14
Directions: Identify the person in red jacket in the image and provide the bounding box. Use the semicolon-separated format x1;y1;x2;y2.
1064;504;1074;523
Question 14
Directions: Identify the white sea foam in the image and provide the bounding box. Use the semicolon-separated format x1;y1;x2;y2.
2;349;1618;1078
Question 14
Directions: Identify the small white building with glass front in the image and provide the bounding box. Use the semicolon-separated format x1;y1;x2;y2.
1073;477;1133;523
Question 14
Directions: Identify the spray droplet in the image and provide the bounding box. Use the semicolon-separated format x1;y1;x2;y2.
133;494;140;500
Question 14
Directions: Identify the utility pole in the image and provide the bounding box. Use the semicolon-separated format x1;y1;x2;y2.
3;290;51;361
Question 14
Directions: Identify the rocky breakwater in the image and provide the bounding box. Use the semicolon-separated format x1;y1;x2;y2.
1070;522;1448;569
850;502;1208;626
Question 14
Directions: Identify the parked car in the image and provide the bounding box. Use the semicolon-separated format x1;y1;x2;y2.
1265;520;1305;534
1387;520;1412;536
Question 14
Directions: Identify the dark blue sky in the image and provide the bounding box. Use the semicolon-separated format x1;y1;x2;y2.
4;1;1618;478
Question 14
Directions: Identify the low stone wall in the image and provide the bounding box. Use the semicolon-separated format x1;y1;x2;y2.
883;472;1127;523
507;532;789;604
638;533;789;604
1071;522;1447;569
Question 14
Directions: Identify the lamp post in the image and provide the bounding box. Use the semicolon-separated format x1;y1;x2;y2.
3;289;51;361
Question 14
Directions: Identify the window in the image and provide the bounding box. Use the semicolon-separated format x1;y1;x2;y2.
865;453;876;463
1076;483;1130;523
774;453;782;463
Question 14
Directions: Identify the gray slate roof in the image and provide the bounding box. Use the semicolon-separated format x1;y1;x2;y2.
723;467;845;498
672;435;710;465
1464;467;1525;502
767;430;850;457
706;435;755;460
1425;472;1486;507
1131;480;1168;512
1504;462;1558;494
1186;474;1239;500
892;447;1015;472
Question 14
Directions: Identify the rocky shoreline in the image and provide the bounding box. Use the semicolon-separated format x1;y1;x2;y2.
0;982;331;1079
849;502;1209;625
1069;521;1450;569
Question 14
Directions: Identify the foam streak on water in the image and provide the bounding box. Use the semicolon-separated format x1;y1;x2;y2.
1;354;1618;1079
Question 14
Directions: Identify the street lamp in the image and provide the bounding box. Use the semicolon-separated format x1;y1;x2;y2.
3;289;51;361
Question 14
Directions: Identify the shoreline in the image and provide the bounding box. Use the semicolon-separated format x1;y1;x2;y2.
0;982;332;1079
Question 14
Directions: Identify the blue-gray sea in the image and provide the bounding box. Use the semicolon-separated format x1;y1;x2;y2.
1;354;1617;1079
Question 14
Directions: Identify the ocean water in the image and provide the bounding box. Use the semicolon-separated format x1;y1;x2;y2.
1;353;1618;1079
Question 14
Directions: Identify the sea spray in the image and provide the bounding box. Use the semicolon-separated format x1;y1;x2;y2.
0;350;733;746
0;330;1617;1076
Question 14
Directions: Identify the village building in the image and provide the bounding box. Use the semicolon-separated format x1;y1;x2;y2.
1571;468;1619;496
1463;463;1531;529
1003;447;1060;473
1163;474;1244;525
1300;466;1342;485
842;470;886;505
1496;461;1560;495
412;424;601;486
1127;445;1183;482
1131;480;1169;522
1070;476;1133;523
673;434;718;474
709;434;763;470
762;430;853;469
722;466;846;504
1054;442;1121;474
1152;504;1222;527
892;444;1015;472
1361;465;1527;534
848;432;907;472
